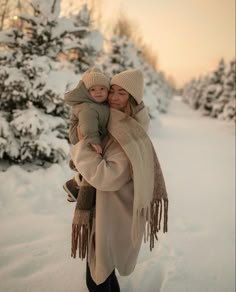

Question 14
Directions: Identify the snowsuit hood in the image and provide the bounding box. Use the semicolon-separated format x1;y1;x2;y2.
64;80;100;106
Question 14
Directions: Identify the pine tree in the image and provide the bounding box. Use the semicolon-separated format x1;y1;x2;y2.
182;58;235;122
182;78;200;109
0;0;83;164
199;59;225;116
64;4;104;73
100;35;141;76
218;60;236;121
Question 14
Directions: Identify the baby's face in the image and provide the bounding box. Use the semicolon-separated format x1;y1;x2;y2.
89;85;108;103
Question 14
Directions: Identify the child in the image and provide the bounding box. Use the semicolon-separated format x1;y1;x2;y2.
63;67;110;202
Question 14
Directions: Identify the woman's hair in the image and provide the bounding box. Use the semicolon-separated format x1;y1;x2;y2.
129;95;138;107
127;95;138;117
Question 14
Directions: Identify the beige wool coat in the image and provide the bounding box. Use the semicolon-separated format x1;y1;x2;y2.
71;106;150;285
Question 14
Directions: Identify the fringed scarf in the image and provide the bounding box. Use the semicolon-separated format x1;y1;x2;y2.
71;178;95;259
71;107;168;259
108;108;168;249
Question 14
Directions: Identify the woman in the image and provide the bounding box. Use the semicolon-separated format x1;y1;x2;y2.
70;69;168;291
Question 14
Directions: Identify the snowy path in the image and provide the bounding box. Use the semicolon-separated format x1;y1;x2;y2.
0;98;235;292
148;98;235;292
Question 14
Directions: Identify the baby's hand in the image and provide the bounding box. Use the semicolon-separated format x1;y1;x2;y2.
91;143;103;154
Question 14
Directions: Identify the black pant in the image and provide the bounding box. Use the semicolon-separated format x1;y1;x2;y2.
86;263;120;292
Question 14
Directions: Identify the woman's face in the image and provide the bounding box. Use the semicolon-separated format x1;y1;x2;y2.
108;85;129;111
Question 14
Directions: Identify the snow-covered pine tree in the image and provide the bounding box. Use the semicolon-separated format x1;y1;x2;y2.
0;0;86;164
182;78;198;108
142;63;173;116
63;4;104;73
182;76;210;110
100;35;141;76
155;70;173;113
218;60;236;121
199;59;225;116
182;58;235;122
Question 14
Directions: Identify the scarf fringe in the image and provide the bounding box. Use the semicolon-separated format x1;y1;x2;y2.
71;210;91;260
71;223;89;260
143;198;168;251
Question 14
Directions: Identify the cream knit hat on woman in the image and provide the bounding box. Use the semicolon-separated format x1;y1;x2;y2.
82;67;110;90
110;69;144;104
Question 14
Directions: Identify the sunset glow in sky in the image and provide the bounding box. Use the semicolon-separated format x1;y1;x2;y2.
101;0;235;87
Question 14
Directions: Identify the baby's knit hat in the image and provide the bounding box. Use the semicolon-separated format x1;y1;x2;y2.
110;69;144;104
82;67;110;90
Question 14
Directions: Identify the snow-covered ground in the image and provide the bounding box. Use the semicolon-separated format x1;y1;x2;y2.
0;97;235;292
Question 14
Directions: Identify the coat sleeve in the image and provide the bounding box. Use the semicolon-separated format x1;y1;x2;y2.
78;108;101;145
70;139;132;191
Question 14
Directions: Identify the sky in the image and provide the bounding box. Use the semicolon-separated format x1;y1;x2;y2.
99;0;235;87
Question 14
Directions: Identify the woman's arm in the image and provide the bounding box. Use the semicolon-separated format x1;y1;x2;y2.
71;139;132;191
